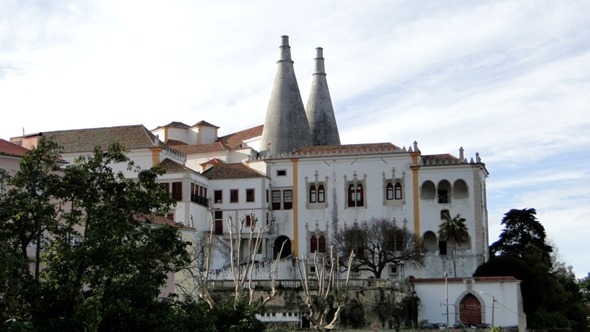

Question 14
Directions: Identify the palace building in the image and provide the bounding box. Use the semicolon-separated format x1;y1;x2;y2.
9;36;525;330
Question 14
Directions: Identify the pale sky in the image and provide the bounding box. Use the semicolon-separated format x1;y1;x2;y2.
1;1;589;277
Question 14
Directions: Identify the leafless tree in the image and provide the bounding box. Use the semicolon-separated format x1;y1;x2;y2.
332;218;423;278
297;247;355;331
188;211;284;308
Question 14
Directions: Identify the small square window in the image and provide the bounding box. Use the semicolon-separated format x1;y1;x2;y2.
390;265;398;275
214;190;222;203
230;189;238;203
246;189;255;202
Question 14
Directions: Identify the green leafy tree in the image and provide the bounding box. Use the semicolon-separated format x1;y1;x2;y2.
0;138;63;325
490;208;552;264
438;212;469;277
476;208;588;331
0;139;194;331
332;218;423;279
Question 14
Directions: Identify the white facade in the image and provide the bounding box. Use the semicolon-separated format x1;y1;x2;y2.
412;277;526;331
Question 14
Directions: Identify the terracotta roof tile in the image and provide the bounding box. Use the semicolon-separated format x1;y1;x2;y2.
134;213;194;230
201;163;265;179
165;139;187;146
410;276;518;283
291;143;402;156
200;158;225;166
0;139;29;158
174;142;229;154
158;158;196;174
192;120;219;128
217;125;264;149
30;125;160;153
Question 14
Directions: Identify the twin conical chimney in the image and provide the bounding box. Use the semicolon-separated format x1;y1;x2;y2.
306;47;341;146
260;36;312;156
260;36;340;156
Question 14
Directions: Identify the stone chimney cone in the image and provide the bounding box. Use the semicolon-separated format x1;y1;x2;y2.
259;36;312;156
305;47;341;146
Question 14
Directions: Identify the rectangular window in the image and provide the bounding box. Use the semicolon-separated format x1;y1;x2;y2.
246;188;255;202
318;185;325;203
191;183;197;202
230;189;239;203
441;209;450;219
277;169;287;176
214;190;222;203
283;190;293;209
271;190;281;210
438;190;449;204
172;182;183;201
245;214;252;227
439;241;447;255
214;211;223;235
160;182;170;193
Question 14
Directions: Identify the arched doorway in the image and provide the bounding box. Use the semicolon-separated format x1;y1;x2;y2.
459;293;482;325
274;236;291;259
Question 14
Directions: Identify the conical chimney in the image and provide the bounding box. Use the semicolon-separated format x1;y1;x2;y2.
306;47;340;146
260;36;312;156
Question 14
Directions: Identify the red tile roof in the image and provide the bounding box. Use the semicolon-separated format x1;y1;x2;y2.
192;120;219;129
410;276;519;283
201;163;265;179
165;139;188;146
0;138;29;158
134;213;194;230
200;158;225;166
174;142;229;154
291;143;402;156
158;158;197;174
217;125;263;149
20;125;162;154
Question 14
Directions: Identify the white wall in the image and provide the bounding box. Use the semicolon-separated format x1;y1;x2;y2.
413;277;525;331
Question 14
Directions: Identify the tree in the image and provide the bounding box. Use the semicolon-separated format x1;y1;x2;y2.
297;248;355;331
0;139;193;330
476;208;588;330
0;138;63;325
490;208;552;264
438;212;469;277
332;218;423;279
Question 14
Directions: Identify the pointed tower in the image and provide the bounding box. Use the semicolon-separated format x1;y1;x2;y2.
305;47;340;146
260;36;312;156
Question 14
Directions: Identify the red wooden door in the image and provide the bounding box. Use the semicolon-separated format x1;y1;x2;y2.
459;293;482;325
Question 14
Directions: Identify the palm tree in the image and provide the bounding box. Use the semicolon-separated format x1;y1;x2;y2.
438;213;470;277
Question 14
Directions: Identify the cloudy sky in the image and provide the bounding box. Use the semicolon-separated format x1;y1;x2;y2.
1;1;589;277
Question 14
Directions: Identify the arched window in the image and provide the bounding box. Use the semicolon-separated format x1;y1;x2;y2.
318;185;325;203
386;183;394;200
395;183;402;200
348;182;365;207
356;184;364;206
348;184;355;207
310;236;318;253
309;185;317;203
318;236;326;253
